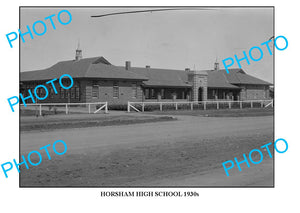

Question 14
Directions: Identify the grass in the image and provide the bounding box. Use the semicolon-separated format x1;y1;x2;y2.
20;114;175;132
20;107;273;132
149;108;274;117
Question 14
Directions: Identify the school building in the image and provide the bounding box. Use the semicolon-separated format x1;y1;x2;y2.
20;48;272;105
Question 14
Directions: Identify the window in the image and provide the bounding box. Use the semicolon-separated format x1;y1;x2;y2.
71;87;75;99
60;87;64;98
92;85;99;98
39;88;44;98
49;87;54;98
75;87;80;99
150;89;155;99
161;89;165;99
132;82;137;98
145;88;150;99
34;88;39;97
113;81;119;98
65;90;70;99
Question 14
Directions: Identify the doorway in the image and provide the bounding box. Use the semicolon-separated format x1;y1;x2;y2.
198;87;203;101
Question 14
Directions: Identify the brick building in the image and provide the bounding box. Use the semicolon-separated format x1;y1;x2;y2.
20;48;272;105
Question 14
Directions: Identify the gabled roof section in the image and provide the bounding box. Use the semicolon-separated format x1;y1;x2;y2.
207;71;240;88
212;68;272;85
21;57;148;81
92;56;112;65
127;67;192;87
86;63;148;80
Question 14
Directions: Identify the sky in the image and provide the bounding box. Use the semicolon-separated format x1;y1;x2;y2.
20;7;273;83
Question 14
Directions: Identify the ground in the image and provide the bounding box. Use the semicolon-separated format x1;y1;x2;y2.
148;107;274;117
20;108;274;187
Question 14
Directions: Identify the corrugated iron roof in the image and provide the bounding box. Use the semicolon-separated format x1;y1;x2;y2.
126;67;192;87
21;57;148;81
212;69;271;85
207;71;240;88
20;56;271;89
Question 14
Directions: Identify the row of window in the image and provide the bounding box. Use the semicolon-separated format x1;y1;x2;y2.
58;87;80;99
144;88;188;99
208;89;235;100
92;82;138;99
23;86;80;99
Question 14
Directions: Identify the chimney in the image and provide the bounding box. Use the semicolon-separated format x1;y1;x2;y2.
214;62;219;71
146;65;150;68
125;61;131;70
185;68;190;72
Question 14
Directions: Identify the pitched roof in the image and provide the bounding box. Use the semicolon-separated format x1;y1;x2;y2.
207;71;240;89
128;66;270;89
20;57;148;81
211;68;271;85
21;56;271;89
126;67;192;87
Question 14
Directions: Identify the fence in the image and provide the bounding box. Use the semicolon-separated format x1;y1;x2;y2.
20;102;108;116
127;100;274;112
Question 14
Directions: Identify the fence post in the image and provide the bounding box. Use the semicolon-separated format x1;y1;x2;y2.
66;104;68;114
240;101;242;109
39;104;42;116
88;103;91;114
127;102;130;112
261;100;263;108
251;101;253;108
229;101;231;109
105;102;108;114
142;102;145;112
160;103;162;111
204;101;206;110
217;101;219;109
191;102;193;110
175;103;178;110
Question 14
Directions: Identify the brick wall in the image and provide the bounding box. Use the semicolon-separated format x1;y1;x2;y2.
240;85;269;100
20;80;85;103
21;79;144;105
188;71;208;101
84;79;143;104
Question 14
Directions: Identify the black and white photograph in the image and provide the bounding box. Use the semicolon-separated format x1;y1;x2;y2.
3;0;300;212
19;7;274;187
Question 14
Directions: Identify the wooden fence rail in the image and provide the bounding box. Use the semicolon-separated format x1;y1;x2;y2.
20;102;108;116
127;100;273;112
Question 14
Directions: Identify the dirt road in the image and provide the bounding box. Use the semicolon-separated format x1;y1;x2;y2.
20;115;273;187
